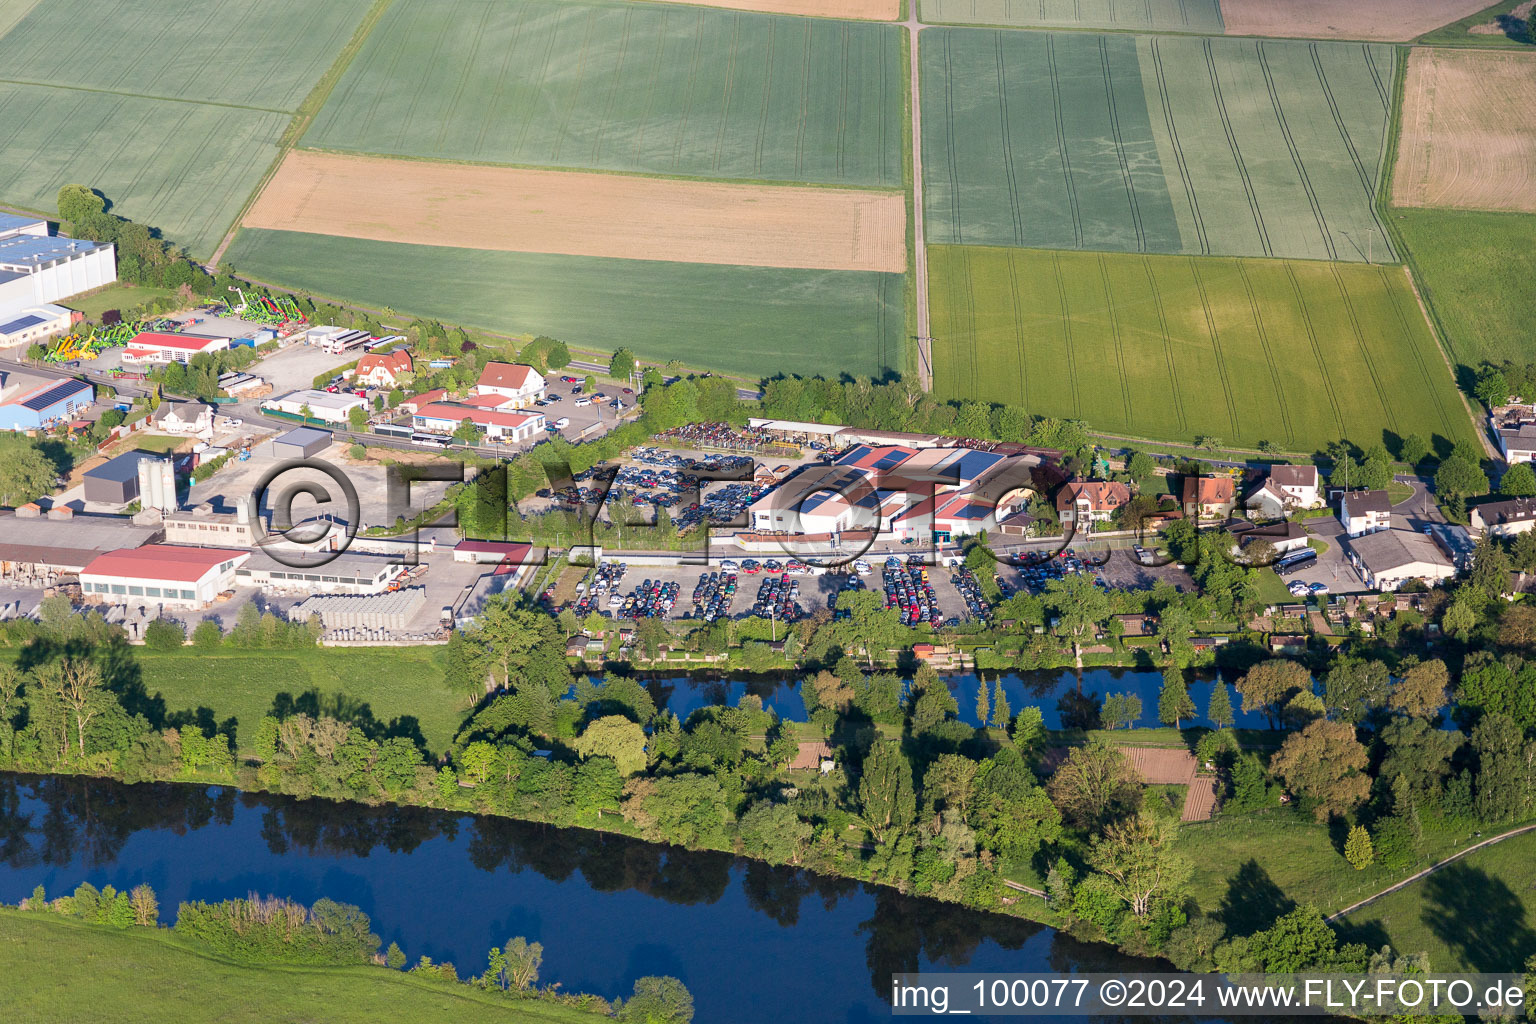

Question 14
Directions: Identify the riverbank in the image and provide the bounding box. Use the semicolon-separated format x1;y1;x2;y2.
0;909;601;1024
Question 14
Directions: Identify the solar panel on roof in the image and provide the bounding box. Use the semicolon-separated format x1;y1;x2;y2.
0;314;45;334
20;380;87;412
873;451;910;470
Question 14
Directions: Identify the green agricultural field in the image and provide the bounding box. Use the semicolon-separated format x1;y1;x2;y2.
1390;208;1536;371
0;0;376;258
0;84;287;259
920;0;1223;32
302;0;903;186
929;245;1476;452
1335;830;1536;973
130;647;463;757
921;29;1396;262
226;229;906;380
0;911;600;1024
0;0;375;110
1416;0;1536;46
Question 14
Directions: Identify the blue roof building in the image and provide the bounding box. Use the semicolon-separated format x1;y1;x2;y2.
0;374;93;431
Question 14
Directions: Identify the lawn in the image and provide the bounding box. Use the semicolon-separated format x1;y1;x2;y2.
920;30;1395;262
1389;208;1536;370
0;910;599;1024
928;245;1477;452
1335;830;1536;972
64;284;180;321
302;0;904;187
126;647;465;757
919;0;1223;31
1415;0;1536;46
1176;807;1491;937
225;229;906;380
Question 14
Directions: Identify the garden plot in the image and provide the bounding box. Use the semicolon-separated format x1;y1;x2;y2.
303;0;903;187
921;29;1395;262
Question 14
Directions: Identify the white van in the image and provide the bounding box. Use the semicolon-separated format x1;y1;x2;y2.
574;398;591;408
554;417;570;428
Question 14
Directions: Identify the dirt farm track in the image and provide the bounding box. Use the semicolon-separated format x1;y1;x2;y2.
1392;48;1536;213
246;151;908;273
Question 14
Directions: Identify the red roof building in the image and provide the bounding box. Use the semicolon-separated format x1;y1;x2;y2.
475;362;546;407
1055;480;1130;524
119;332;231;365
80;544;249;606
397;388;447;414
353;349;413;387
412;402;546;442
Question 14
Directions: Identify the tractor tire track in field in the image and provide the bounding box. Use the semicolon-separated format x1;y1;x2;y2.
1236;261;1296;446
1204;39;1271;257
1140;255;1188;434
1100;36;1146;253
1098;254;1133;425
477;4;527;160
1047;35;1084;249
437;0;492;157
1008;249;1029;408
358;0;423;148
553;10;600;167
629;12;668;168
1150;38;1208;255
1363;43;1390;112
837;25;851;179
1052;252;1082;414
1188;257;1241;437
795;21;811;178
754;19;776;177
1376;265;1458;438
1330;263;1397;435
1257;41;1334;261
516;4;563;158
591;7;635;168
1285;263;1346;438
994;33;1025;245
670;13;706;173
942;33;963;243
1310;43;1392;263
712;15;742;176
396;3;455;154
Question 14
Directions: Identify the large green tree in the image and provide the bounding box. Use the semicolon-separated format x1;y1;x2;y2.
859;740;917;843
0;435;58;507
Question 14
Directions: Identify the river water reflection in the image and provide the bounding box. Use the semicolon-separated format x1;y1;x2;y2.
0;772;1180;1023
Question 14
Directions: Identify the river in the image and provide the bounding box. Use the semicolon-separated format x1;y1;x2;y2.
0;771;1176;1023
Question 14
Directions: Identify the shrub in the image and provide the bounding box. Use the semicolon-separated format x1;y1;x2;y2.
174;895;379;965
142;618;186;650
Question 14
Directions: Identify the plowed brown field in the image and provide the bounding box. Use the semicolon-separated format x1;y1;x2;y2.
245;151;907;273
1393;48;1536;212
1221;0;1491;40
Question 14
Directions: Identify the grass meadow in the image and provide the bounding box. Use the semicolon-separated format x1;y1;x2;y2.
1333;830;1536;972
226;229;906;380
126;647;463;757
921;30;1395;262
0;911;599;1024
303;0;904;187
929;245;1476;452
1389;208;1536;370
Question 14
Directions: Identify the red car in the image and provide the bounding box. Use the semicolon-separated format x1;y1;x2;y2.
561;376;580;383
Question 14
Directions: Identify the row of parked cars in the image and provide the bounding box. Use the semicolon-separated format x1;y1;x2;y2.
951;566;992;623
674;482;765;532
691;571;738;622
883;557;942;629
752;574;803;622
608;578;680;618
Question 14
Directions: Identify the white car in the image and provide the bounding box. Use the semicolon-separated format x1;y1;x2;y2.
720;560;739;571
574;398;591;407
853;559;872;575
554;417;570;429
1287;581;1310;596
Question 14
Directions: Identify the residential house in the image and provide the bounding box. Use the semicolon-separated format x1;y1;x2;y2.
1339;489;1392;537
397;388;447;415
1348;529;1455;592
1054;480;1130;525
152;401;213;436
475;362;546;408
1245;464;1321;517
1239;521;1310;557
1182;476;1236;521
1491;404;1536;463
1470;497;1536;539
352;349;413;388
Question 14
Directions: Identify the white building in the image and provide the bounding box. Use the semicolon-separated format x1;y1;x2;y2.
0;303;73;348
0;215;115;328
412;401;545;442
306;325;371;356
1246;464;1322;517
475;362;546;408
1348;530;1455;592
1339;489;1392;538
263;389;367;424
80;544;249;607
152;401;214;436
120;331;231;365
234;550;404;594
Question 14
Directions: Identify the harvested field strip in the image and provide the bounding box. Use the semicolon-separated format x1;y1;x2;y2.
247;151;907;272
922;29;1395;261
0;82;286;258
1392;48;1536;213
928;245;1477;452
919;0;1224;32
1218;0;1494;42
226;229;905;381
304;0;902;187
0;0;374;111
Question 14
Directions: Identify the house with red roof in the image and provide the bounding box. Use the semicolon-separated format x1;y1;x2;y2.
397;388;447;414
80;544;249;607
1055;480;1130;525
352;349;413;388
412;402;546;442
120;332;230;365
1182;476;1236;521
475;362;546;408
